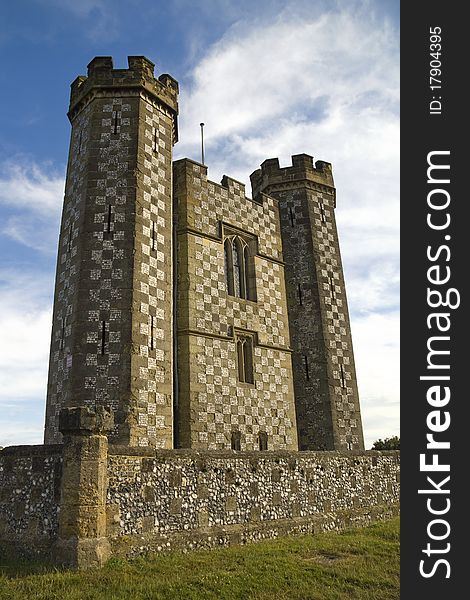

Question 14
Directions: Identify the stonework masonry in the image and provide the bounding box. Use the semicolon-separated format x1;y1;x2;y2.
0;445;62;556
0;56;396;569
44;56;178;449
251;158;364;451
174;160;297;451
106;448;399;555
44;55;363;454
0;436;399;566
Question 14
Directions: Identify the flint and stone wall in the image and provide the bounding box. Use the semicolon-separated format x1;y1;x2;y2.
0;439;399;565
107;448;399;556
0;445;62;555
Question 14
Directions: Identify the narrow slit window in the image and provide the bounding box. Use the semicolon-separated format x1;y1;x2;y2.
224;239;234;296
150;315;154;350
112;111;119;135
233;239;242;298
237;339;245;382
231;431;241;451
259;432;268;451
243;245;250;300
237;336;254;384
60;317;66;351
242;337;254;384
329;277;336;301
101;321;106;355
153;127;158;152
289;206;295;227
67;225;73;253
340;364;346;388
107;205;112;233
304;355;310;380
298;283;303;305
151;221;156;251
319;202;326;224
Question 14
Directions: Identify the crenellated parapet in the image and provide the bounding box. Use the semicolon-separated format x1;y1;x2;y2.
250;154;335;203
69;56;178;139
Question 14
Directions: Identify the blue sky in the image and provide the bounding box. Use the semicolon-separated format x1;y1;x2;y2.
0;0;399;448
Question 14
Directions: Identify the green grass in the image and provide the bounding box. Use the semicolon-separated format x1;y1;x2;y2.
0;517;399;600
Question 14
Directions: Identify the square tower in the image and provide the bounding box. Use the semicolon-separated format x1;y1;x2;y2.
173;160;298;451
251;155;365;451
44;57;178;448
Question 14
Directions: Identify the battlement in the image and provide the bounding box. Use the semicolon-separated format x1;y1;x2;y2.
69;55;178;119
174;158;265;208
250;154;334;197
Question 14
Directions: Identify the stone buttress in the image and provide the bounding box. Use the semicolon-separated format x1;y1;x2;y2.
44;56;178;448
251;155;364;451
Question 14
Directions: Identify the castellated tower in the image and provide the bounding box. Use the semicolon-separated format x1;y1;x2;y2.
173;161;298;450
250;155;365;451
44;56;363;453
0;54;393;569
44;57;178;447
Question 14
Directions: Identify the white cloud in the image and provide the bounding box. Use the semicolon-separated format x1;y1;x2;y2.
0;159;64;252
0;268;52;445
351;312;400;448
0;162;62;444
176;7;397;151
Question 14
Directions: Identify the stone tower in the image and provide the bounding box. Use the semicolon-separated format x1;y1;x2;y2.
250;155;365;451
44;56;363;454
44;56;178;448
173;161;298;451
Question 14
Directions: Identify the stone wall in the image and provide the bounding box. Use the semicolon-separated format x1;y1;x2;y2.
0;445;62;556
0;438;399;565
106;448;399;557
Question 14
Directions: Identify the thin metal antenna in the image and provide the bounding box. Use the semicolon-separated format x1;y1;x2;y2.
200;122;205;165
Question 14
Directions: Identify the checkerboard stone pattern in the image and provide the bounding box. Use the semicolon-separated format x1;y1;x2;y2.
44;57;178;448
250;155;364;451
45;56;362;455
174;159;298;450
44;103;92;444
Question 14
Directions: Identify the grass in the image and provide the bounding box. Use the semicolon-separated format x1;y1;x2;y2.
0;517;399;600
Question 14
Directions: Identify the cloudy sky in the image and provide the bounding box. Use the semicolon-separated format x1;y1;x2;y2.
0;0;399;449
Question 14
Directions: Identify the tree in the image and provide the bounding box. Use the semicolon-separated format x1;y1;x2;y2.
372;436;400;450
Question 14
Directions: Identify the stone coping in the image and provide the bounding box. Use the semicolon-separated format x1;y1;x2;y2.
108;446;400;459
0;444;62;457
0;444;400;461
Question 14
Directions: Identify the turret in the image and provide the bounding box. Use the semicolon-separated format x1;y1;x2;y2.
251;154;364;451
44;57;178;448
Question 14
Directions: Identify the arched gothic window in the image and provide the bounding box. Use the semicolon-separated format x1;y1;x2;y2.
224;239;234;295
233;237;242;297
224;235;256;301
236;335;254;384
